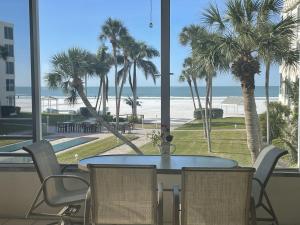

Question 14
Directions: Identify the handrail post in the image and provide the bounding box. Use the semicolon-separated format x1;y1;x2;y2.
29;0;42;142
161;0;171;155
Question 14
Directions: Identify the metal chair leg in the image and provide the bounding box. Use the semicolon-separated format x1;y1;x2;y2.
264;191;279;225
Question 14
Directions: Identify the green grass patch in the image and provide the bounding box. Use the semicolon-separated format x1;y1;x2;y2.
176;117;245;130
134;123;160;129
140;130;252;166
0;139;27;147
57;134;138;164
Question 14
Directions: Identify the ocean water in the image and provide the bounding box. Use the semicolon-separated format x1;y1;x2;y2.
15;86;279;98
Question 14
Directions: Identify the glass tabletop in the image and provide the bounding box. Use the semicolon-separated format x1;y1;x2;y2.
79;155;238;173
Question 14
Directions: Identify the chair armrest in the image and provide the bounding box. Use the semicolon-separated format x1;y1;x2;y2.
43;174;90;187
61;164;78;173
173;185;180;225
84;188;91;225
157;183;163;225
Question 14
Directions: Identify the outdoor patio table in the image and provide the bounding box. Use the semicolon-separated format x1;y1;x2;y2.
78;155;238;173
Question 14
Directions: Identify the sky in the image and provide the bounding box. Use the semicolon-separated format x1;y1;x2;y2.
0;0;281;87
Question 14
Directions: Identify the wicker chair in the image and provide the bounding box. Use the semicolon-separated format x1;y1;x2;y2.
252;145;288;225
173;168;256;225
85;164;163;225
23;140;89;225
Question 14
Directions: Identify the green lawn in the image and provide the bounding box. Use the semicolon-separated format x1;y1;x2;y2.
0;139;27;147
134;123;160;129
57;134;138;164
176;117;245;130
140;130;251;166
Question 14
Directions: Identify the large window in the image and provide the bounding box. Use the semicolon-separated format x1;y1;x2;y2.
6;61;14;74
6;79;15;92
5;44;14;57
4;26;13;40
39;0;161;163
0;0;33;164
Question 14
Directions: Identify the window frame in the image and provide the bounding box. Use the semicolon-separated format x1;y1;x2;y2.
6;61;14;74
6;79;15;92
4;26;13;40
4;44;14;57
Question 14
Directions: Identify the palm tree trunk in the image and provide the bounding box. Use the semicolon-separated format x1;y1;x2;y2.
102;75;107;115
241;81;262;162
128;69;133;93
75;80;143;155
132;61;138;118
112;46;119;132
209;76;213;133
205;76;212;152
117;59;129;123
95;78;103;110
192;77;207;138
187;78;196;110
265;60;271;144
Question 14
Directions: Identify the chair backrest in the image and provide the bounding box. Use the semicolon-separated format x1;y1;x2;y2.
252;145;288;206
181;168;254;225
88;164;157;225
23;140;64;205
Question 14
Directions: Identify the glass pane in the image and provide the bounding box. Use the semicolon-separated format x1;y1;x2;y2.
166;0;297;168
0;0;33;163
39;0;161;163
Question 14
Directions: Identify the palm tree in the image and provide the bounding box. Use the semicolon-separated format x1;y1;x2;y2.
179;62;196;110
192;28;228;152
179;26;208;137
179;25;205;111
127;41;159;118
257;15;299;144
45;47;143;154
99;18;128;130
93;45;112;115
124;96;141;115
200;0;291;162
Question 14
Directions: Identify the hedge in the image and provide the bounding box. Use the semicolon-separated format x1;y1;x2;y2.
194;108;223;119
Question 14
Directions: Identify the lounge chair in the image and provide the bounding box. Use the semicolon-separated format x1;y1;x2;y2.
252;145;288;225
23;140;89;225
173;168;256;225
85;164;163;225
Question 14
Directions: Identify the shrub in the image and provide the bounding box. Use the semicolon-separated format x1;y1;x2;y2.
15;107;21;114
259;102;290;142
0;106;18;117
127;115;142;123
102;114;113;122
42;114;85;126
194;108;223;119
113;117;128;122
79;107;96;117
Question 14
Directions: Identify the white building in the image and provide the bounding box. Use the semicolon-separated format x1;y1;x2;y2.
279;0;300;106
0;21;15;107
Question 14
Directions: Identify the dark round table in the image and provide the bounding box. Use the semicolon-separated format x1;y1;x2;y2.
79;155;238;173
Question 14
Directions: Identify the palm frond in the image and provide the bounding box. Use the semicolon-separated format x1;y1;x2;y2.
202;4;226;31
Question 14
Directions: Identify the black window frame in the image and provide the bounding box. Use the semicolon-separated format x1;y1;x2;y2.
5;44;14;57
4;26;13;40
6;79;15;92
6;61;14;74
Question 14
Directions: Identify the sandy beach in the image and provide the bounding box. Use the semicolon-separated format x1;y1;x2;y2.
16;96;278;124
